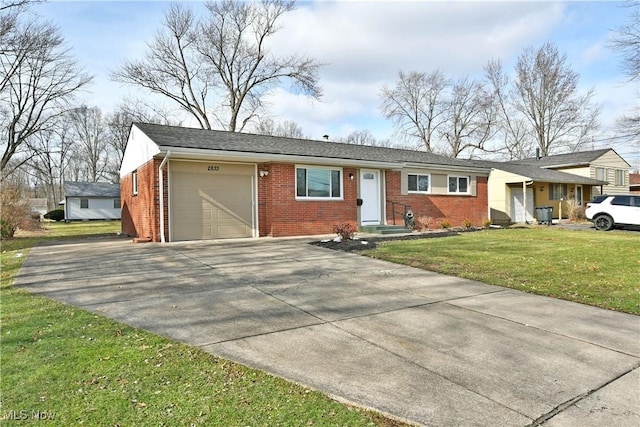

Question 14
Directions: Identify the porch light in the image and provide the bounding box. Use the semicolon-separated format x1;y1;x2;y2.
540;185;544;191
349;173;354;181
259;170;269;178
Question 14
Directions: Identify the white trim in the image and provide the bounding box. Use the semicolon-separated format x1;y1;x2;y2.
159;151;171;243
294;165;344;201
407;173;432;193
447;175;471;194
359;169;382;225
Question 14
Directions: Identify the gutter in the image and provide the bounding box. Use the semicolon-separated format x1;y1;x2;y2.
159;151;171;243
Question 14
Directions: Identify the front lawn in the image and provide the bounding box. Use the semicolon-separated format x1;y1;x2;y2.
363;227;640;314
1;222;403;426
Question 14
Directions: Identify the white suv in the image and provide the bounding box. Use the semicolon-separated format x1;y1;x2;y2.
585;195;640;230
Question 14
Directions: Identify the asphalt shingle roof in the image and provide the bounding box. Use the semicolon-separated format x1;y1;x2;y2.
64;181;120;198
507;149;613;168
134;122;488;170
481;162;607;185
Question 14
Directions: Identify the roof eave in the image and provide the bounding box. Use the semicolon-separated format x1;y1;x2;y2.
156;146;402;169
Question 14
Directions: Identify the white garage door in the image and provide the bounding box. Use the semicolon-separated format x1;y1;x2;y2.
170;161;254;241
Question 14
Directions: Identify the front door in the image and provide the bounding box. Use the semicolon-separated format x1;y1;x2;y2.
360;169;381;225
575;185;583;206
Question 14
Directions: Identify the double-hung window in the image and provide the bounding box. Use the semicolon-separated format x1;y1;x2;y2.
80;199;89;209
615;169;625;186
549;183;567;200
595;167;606;181
408;174;430;193
448;176;470;194
296;166;342;199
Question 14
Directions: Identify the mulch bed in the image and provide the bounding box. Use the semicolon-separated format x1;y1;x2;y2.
311;228;483;252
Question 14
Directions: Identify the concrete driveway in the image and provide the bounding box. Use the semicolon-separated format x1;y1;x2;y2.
16;236;640;426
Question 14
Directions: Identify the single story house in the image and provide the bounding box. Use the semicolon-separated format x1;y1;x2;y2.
486;149;627;224
64;181;121;221
120;123;491;242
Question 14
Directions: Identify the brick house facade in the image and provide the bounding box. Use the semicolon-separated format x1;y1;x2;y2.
120;123;491;242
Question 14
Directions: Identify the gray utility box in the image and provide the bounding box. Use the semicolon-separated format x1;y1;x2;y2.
535;206;553;225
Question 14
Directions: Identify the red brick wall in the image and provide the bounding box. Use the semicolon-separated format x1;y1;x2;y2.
258;163;358;237
385;171;488;228
120;158;168;242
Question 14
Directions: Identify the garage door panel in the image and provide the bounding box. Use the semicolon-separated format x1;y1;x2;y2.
170;161;254;241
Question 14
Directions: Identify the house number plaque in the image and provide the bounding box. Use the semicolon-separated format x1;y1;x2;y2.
207;165;220;171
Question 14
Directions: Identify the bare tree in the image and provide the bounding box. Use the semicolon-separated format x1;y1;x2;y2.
68;106;109;182
484;43;600;159
484;59;531;159
380;70;448;152
609;1;640;143
254;118;306;138
513;42;600;156
113;4;212;129
439;77;495;158
0;11;92;179
114;0;322;133
26;120;75;208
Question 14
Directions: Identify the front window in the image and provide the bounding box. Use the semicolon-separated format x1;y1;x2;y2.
132;170;138;196
80;199;89;209
615;170;625;186
550;183;567;200
595;167;606;181
296;166;342;199
114;198;120;209
408;174;430;193
448;176;469;194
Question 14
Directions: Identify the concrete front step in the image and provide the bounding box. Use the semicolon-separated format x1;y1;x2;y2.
359;225;409;235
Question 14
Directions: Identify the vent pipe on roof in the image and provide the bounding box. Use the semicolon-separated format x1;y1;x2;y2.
536;148;541;160
323;134;329;141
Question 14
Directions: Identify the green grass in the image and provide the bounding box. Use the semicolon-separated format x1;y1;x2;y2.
363;227;640;314
1;222;402;426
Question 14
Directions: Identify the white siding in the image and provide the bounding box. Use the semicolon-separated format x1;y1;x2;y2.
120;125;160;177
66;197;121;220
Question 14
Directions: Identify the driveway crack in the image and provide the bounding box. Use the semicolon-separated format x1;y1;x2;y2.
525;364;640;426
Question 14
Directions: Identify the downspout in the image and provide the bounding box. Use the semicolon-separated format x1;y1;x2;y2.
523;180;533;224
159;151;171;243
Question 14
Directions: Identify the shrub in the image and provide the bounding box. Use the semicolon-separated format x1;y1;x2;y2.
0;185;32;238
416;215;432;231
462;218;473;229
482;218;492;228
440;219;451;229
333;223;356;240
44;208;65;222
563;197;583;223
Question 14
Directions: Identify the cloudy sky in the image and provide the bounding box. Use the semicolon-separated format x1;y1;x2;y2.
35;0;639;166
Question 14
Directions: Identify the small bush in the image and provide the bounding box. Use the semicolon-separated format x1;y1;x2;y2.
416;215;432;231
0;185;32;238
563;197;583;223
44;208;65;222
462;218;474;229
482;218;492;228
333;223;356;240
440;219;451;229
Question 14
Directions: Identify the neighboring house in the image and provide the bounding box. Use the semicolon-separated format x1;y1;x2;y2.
28;198;48;219
64;181;121;221
487;149;628;224
120;123;491;242
630;171;640;194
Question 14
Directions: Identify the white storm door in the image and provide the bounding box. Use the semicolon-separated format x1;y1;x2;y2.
360;169;381;225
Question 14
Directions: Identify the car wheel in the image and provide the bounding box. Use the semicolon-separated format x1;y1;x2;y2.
594;214;614;231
